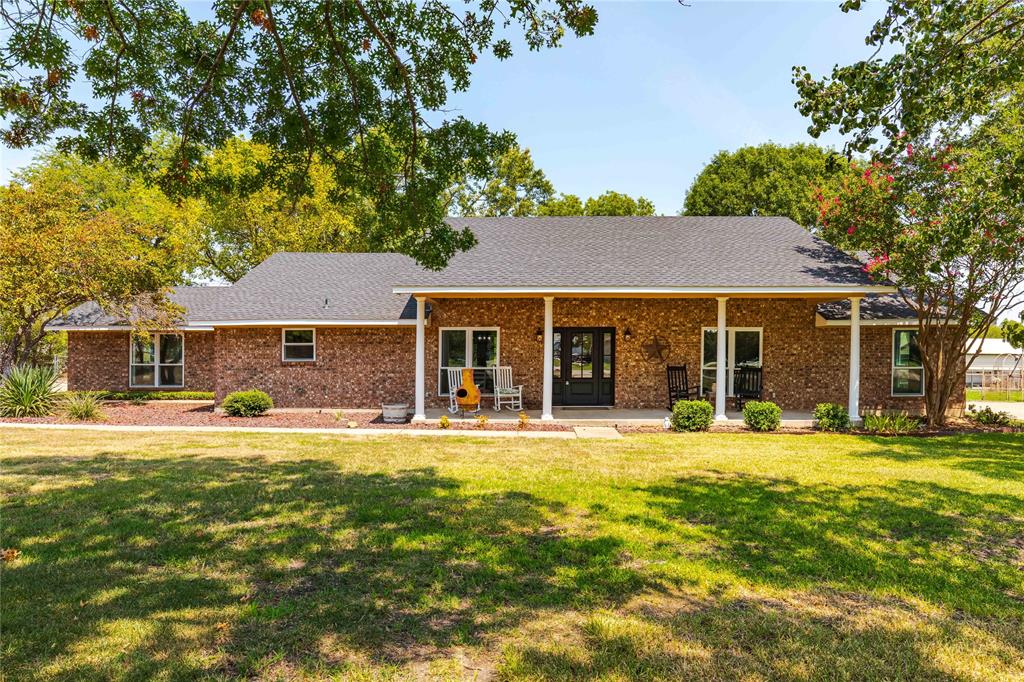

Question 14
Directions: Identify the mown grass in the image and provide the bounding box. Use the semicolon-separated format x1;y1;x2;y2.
967;388;1024;402
1;429;1023;681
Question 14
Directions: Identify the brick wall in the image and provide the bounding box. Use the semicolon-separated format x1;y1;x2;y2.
66;331;214;392
65;299;962;415
213;327;415;408
427;297;956;413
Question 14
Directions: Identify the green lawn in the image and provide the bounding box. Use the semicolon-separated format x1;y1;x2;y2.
967;388;1024;402
2;429;1023;681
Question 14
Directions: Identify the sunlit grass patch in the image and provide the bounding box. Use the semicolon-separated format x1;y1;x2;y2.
1;429;1022;680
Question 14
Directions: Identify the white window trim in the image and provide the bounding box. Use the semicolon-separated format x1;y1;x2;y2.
281;328;317;362
129;333;185;388
437;327;500;396
700;327;763;397
891;328;925;397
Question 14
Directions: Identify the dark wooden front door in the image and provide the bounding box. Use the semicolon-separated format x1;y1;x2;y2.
552;328;615;406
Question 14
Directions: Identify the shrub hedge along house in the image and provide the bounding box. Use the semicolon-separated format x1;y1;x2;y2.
49;217;961;422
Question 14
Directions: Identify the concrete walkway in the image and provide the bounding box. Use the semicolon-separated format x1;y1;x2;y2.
0;421;578;439
967;401;1024;419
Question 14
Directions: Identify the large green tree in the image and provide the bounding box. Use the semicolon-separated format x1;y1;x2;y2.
0;155;190;372
816;103;1024;425
0;0;598;268
188;137;373;282
450;146;554;217
794;0;1024;154
682;143;850;227
537;191;655;216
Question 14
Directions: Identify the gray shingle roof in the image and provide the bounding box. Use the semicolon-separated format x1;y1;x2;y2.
395;216;887;290
218;252;422;322
47;286;231;329
816;292;917;321
49;217;896;329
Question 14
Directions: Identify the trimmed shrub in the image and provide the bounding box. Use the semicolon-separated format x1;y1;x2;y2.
97;391;214;401
863;412;921;434
813;403;850;432
966;405;1011;427
222;390;273;417
743;400;782;432
64;392;105;421
670;399;714;432
0;365;59;417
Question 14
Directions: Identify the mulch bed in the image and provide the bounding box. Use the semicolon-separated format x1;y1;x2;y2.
2;402;1016;436
0;401;572;431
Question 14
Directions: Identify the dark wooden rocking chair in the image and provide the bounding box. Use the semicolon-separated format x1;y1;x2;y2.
732;367;763;410
666;364;698;409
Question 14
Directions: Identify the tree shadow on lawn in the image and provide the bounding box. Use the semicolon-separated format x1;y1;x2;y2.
638;469;1024;617
848;433;1024;482
1;454;647;679
503;466;1024;680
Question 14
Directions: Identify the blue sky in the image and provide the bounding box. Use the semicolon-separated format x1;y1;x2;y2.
0;0;887;214
442;0;888;213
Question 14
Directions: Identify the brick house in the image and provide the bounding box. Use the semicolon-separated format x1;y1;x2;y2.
50;216;952;421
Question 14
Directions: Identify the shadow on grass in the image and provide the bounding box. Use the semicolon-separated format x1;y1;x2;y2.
848;433;1024;482
1;455;645;679
639;470;1024;616
3;438;1023;680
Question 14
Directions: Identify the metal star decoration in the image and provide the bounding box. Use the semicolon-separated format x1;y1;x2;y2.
643;335;671;362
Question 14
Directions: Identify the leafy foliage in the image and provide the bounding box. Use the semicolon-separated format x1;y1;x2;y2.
63;392;106;421
813;403;850;432
0;154;188;373
682;143;851;227
186;137;374;282
793;0;1024;154
0;365;59;417
86;391;216;401
862;412;921;435
1000;314;1024;352
0;0;598;268
451;146;555;217
670;399;713;432
221;389;273;417
742;400;782;432
966;405;1012;427
816;106;1024;425
538;191;655;216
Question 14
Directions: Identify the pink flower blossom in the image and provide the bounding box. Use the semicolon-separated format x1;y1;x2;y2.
847;226;857;235
906;143;914;157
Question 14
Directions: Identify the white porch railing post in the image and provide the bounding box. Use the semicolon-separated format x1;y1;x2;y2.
542;296;554;420
715;297;728;420
413;296;426;421
848;296;862;424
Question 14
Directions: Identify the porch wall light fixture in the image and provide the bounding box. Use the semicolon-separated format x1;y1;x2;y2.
623;327;633;340
534;328;543;341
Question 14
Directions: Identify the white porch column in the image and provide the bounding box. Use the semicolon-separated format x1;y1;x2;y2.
848;296;862;424
542;296;554;420
412;296;426;421
715;297;728;420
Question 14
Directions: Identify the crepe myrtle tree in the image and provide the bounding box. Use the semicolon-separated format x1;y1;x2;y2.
816;130;1024;425
0;0;598;269
793;0;1024;155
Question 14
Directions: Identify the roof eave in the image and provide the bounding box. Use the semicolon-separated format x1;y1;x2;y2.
392;285;898;296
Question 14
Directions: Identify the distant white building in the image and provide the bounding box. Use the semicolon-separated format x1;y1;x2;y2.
967;338;1022;387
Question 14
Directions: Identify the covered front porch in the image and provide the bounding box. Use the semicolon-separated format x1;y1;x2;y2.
405;293;873;424
421;406;816;427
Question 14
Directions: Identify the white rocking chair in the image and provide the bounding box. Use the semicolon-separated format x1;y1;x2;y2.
446;367;481;414
492;366;523;411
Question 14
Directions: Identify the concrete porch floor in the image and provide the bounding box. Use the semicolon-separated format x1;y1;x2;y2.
422;407;815;427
